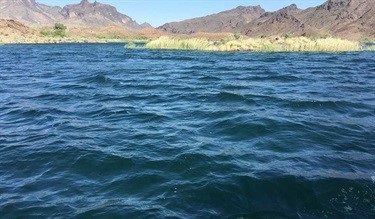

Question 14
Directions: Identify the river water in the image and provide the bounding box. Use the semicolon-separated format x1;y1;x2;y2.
0;44;374;218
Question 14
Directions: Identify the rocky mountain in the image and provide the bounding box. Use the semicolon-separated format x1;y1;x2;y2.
0;0;142;29
0;0;63;26
159;6;265;34
159;0;375;40
243;0;375;39
242;4;320;37
300;0;375;39
60;0;140;29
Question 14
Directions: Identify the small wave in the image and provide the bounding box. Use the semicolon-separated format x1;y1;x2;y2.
132;111;170;122
198;75;221;81
28;93;77;103
250;75;300;82
204;118;270;139
72;153;135;177
81;108;108;118
214;92;257;105
284;99;352;111
226;211;288;219
216;92;246;102
221;84;247;90
187;65;213;71
1;107;56;119
147;54;197;61
84;74;113;85
59;84;92;90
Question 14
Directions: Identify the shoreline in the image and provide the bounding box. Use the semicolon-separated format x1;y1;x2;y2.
2;36;374;52
0;38;139;44
144;36;375;52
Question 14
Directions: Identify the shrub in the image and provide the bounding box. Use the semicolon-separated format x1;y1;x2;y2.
53;23;67;37
40;23;67;37
40;30;53;37
234;33;242;40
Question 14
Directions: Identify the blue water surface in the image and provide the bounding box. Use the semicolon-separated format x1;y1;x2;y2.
0;44;374;218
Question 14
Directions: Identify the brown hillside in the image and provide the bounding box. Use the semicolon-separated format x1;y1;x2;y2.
300;0;375;39
60;0;140;29
0;19;41;43
159;0;375;40
0;0;144;29
0;18;164;43
159;6;265;34
0;0;62;26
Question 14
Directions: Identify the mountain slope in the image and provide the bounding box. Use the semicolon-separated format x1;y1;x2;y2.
0;0;63;26
0;18;31;34
159;0;375;40
243;4;312;37
243;0;375;39
0;0;142;29
0;18;43;43
60;0;140;29
159;6;265;34
300;0;375;39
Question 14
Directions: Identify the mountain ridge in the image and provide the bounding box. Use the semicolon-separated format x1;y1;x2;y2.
0;0;143;29
159;5;265;34
159;0;375;40
1;0;374;40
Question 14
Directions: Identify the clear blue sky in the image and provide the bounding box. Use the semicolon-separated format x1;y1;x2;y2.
37;0;326;27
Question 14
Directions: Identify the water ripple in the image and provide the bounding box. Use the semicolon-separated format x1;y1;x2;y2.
0;44;374;218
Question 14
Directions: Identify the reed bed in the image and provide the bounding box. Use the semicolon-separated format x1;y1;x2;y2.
145;36;363;52
145;36;212;51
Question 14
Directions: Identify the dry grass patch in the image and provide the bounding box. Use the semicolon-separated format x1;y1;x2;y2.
146;36;362;52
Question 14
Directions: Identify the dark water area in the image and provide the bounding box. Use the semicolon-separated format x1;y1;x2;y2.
0;43;374;218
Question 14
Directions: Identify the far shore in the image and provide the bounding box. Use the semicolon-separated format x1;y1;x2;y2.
0;38;140;44
143;36;375;52
1;21;374;52
1;33;374;52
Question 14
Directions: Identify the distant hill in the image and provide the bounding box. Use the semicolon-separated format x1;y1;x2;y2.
243;0;375;39
1;0;374;40
159;6;265;34
60;0;140;29
0;0;143;29
0;0;62;26
159;0;375;40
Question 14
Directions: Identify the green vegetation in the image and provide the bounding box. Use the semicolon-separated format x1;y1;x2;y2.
40;23;67;37
234;33;242;40
145;36;363;52
53;23;67;37
361;41;375;51
124;42;136;49
123;39;149;49
123;38;149;44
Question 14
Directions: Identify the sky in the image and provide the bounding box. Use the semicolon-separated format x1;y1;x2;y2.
37;0;326;27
